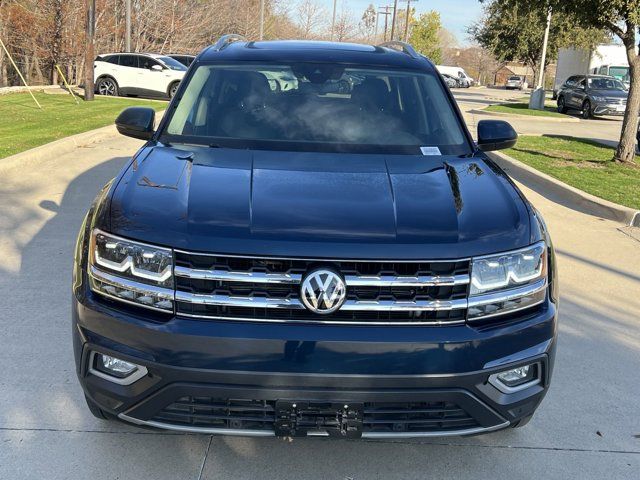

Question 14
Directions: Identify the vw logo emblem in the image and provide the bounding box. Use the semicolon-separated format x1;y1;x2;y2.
300;268;347;314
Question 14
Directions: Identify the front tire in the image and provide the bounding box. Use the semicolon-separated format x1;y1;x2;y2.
557;96;567;114
96;77;118;96
582;100;592;119
168;81;179;99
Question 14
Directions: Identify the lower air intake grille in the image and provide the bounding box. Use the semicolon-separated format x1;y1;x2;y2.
152;397;480;434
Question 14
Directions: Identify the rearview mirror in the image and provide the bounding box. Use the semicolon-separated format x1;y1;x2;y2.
115;107;155;141
151;64;163;72
477;120;517;151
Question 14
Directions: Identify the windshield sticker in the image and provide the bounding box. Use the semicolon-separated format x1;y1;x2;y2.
420;146;442;156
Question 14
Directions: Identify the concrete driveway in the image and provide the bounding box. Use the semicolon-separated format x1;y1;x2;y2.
1;132;639;479
453;87;624;146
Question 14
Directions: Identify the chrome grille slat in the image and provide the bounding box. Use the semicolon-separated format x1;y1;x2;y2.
344;274;469;287
176;291;306;309
173;251;473;324
174;266;302;284
175;265;470;287
175;292;468;312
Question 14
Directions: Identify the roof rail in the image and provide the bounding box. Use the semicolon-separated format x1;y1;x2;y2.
377;41;419;59
212;34;248;51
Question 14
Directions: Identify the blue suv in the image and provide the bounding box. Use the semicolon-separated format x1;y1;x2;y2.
73;36;558;438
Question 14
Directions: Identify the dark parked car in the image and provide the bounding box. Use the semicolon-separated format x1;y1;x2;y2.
557;74;628;119
167;54;196;67
73;36;558;439
442;73;459;88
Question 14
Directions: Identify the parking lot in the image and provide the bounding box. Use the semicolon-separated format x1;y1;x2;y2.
0;103;639;479
452;87;626;146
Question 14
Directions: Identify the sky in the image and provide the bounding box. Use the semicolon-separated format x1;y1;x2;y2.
317;0;485;46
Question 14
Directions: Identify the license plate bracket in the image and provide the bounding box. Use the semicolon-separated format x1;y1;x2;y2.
274;400;364;438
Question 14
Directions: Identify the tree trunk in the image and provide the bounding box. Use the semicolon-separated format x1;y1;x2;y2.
51;0;64;84
614;35;640;164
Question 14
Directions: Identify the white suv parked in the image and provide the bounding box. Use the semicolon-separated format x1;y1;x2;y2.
94;53;187;99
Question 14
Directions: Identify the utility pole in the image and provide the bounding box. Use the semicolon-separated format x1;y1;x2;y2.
379;6;391;42
390;0;399;41
331;0;337;41
84;0;95;101
528;6;552;110
537;6;552;89
404;0;417;42
125;0;131;51
259;0;265;40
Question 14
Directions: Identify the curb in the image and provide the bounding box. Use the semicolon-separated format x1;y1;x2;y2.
488;151;640;227
0;84;65;96
0;110;166;175
469;108;580;123
0;123;119;174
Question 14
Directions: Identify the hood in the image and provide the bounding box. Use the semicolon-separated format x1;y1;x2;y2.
108;145;531;259
590;88;628;99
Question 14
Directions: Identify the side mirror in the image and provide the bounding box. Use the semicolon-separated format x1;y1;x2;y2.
115;107;155;141
477;120;517;151
151;64;163;72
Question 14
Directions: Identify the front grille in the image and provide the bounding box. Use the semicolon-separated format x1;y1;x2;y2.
152;396;480;434
174;251;470;324
363;401;479;433
154;397;275;431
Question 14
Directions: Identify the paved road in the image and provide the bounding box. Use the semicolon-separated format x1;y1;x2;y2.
1;130;639;479
453;87;624;146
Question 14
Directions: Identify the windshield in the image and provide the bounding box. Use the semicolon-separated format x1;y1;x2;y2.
508;76;520;81
608;66;630;84
588;77;626;90
158;56;187;71
161;64;470;155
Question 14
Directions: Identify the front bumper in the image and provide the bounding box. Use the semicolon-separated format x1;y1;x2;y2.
593;103;626;116
74;293;557;438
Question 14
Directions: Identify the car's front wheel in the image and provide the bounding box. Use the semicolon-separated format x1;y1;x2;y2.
168;82;179;99
96;77;118;96
582;100;593;119
557;96;567;114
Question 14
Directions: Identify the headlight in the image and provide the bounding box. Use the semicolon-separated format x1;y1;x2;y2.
468;242;547;320
591;95;606;102
88;229;174;311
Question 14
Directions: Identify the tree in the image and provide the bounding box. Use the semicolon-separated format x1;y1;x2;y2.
409;11;443;63
457;46;501;86
546;0;640;163
360;4;376;41
470;1;603;87
333;5;356;42
295;0;326;39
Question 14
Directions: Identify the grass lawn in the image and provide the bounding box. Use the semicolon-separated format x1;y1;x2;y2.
0;92;166;159
506;135;640;210
486;102;566;118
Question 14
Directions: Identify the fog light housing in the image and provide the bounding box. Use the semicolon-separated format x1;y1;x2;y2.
99;354;137;377
88;352;148;385
488;363;540;393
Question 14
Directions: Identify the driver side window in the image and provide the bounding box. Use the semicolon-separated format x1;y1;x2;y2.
139;57;162;70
